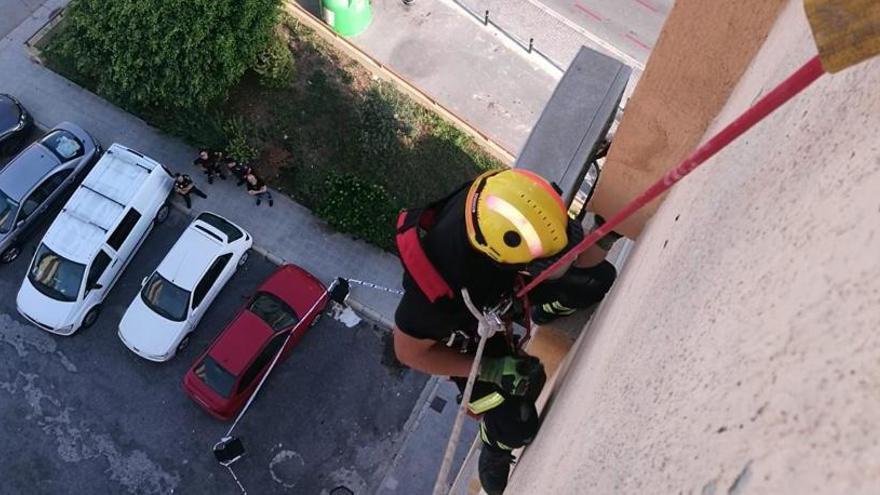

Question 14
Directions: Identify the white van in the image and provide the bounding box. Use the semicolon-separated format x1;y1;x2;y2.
16;144;174;335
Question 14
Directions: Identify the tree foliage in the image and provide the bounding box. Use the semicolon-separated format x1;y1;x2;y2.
253;30;295;88
50;0;280;109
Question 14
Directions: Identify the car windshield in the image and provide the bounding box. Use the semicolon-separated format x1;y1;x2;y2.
248;292;299;331
28;244;85;302
195;356;236;398
39;130;83;161
0;189;17;233
141;272;190;322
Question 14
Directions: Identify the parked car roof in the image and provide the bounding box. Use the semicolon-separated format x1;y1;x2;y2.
156;223;227;289
42;143;169;263
208;265;325;375
0;146;59;201
213;310;275;375
0;122;93;201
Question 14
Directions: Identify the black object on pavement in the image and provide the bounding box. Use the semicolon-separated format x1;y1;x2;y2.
329;277;350;304
213;436;246;466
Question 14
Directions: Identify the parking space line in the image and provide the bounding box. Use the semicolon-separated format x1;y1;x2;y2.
625;31;652;51
573;1;603;22
633;0;661;14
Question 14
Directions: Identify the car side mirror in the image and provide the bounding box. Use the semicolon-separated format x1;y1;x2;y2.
89;282;103;291
15;220;24;228
141;276;149;287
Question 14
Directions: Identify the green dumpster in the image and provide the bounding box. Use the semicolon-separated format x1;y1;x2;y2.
322;0;373;37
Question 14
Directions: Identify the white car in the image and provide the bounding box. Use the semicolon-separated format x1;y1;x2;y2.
118;212;252;361
16;144;174;335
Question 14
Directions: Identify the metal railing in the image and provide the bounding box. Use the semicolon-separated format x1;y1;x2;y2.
450;0;566;73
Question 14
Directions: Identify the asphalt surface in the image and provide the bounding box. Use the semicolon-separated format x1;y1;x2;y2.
0;207;428;494
0;0;43;40
532;0;672;66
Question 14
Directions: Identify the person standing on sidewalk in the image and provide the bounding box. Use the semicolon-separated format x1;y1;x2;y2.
392;169;617;494
174;173;207;209
245;170;273;207
193;149;226;184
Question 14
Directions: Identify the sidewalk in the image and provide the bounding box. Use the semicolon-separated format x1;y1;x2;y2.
0;0;403;327
454;0;645;73
299;0;560;155
377;378;479;494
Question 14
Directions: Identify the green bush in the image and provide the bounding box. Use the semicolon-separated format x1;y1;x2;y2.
254;32;295;88
223;117;258;163
49;0;281;110
316;172;399;250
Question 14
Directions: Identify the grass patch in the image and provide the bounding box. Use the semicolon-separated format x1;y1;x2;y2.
41;15;503;250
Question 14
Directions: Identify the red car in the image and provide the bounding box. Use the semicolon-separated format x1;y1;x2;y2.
183;264;327;420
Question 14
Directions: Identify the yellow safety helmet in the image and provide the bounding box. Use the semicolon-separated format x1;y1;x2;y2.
465;169;568;265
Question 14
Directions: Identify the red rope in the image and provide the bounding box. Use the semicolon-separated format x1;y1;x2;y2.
519;55;826;297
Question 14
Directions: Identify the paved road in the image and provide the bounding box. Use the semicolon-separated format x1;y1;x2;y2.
531;0;674;64
0;208;428;494
531;0;673;66
0;0;43;40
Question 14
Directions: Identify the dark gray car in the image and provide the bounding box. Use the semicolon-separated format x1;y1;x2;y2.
0;122;100;263
0;94;32;156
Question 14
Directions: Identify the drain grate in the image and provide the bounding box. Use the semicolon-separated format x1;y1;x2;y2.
430;396;447;414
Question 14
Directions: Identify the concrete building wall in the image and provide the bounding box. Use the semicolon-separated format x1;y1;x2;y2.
506;1;880;493
591;0;787;237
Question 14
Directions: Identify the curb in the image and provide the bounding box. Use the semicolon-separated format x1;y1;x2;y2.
346;296;396;331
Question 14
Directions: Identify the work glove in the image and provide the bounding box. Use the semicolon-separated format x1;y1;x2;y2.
479;355;546;401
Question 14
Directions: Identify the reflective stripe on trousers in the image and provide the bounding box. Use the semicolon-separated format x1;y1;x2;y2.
468;391;505;415
480;422;513;451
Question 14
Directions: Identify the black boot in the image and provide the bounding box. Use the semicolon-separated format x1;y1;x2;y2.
478;445;514;495
531;301;576;325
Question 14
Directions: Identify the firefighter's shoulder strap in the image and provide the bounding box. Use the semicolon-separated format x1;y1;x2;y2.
395;182;470;303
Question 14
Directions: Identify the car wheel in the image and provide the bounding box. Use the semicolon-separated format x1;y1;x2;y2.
154;203;170;224
176;333;192;353
82;305;101;329
237;250;250;267
0;245;21;264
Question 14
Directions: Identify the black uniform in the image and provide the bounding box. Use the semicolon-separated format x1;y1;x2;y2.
193;151;226;183
174;174;207;209
227;162;249;187
395;188;542;453
394;185;618;455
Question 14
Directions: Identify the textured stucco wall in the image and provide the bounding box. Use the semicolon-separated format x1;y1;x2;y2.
506;1;880;494
590;0;787;237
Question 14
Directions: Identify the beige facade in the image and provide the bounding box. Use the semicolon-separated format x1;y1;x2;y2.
591;0;787;237
506;1;880;493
